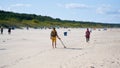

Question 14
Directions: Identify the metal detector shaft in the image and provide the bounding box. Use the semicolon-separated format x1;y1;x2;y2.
59;39;66;48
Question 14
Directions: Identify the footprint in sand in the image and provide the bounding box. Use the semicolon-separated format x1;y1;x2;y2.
2;40;6;42
111;61;115;64
117;58;120;60
22;38;27;40
0;65;9;68
90;66;95;68
26;56;32;59
78;52;87;57
116;58;120;65
14;58;24;64
100;64;104;67
19;58;24;60
79;54;82;56
75;55;79;58
7;39;11;40
0;48;6;50
117;62;120;65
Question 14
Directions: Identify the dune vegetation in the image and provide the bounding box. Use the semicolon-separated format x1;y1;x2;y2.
0;10;120;28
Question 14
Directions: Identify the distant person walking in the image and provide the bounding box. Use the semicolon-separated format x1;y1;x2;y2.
26;26;29;30
8;27;11;34
50;28;60;48
85;28;90;42
1;26;3;34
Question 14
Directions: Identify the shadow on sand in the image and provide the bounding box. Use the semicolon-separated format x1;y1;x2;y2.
65;48;83;50
58;47;83;50
0;48;6;50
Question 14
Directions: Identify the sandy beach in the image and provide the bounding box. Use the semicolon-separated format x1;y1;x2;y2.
0;28;120;68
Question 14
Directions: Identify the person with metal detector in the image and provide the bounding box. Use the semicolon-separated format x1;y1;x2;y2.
50;27;60;48
50;28;66;48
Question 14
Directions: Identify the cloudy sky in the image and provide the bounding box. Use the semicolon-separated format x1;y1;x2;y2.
0;0;120;24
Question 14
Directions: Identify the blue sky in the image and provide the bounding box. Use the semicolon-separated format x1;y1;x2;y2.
0;0;120;24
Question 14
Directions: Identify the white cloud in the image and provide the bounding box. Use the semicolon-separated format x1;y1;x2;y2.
4;3;32;11
11;4;31;7
106;9;120;14
65;3;89;9
96;5;111;14
96;5;120;15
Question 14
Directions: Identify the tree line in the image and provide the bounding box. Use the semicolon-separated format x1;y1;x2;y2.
0;10;120;28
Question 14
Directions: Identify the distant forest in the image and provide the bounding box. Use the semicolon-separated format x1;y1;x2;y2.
0;10;120;28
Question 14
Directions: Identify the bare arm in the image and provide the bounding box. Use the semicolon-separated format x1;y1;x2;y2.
56;32;60;39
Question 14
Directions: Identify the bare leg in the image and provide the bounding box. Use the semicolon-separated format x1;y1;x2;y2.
86;38;90;43
55;41;56;48
54;39;57;48
52;41;54;48
88;38;90;42
86;38;88;42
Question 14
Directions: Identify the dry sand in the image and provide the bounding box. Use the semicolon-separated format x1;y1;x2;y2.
0;28;120;68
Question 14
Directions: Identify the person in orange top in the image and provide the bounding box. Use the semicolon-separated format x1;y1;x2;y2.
50;28;60;48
